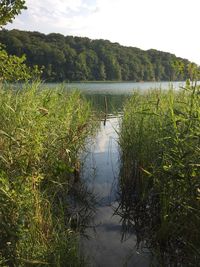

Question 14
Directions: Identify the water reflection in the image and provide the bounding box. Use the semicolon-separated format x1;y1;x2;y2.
85;94;129;115
82;204;149;267
81;116;149;266
83;117;119;205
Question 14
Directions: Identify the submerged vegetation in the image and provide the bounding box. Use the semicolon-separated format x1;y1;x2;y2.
118;81;200;266
0;83;97;266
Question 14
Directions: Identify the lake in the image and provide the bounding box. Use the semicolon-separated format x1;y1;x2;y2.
65;81;189;267
81;116;150;267
49;81;187;266
46;80;186;94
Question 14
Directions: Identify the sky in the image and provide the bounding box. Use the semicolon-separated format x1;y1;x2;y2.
5;0;200;64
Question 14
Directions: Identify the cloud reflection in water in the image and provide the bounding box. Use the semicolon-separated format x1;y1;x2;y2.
82;117;149;266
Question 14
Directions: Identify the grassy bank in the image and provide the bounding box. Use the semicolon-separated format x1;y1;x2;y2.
117;82;200;266
0;83;96;266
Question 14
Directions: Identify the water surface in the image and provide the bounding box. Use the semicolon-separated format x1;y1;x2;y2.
46;81;186;94
49;81;188;266
76;81;191;266
81;116;149;266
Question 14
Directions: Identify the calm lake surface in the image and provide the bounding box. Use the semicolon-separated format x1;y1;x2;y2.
65;81;188;267
46;80;186;94
81;117;149;267
51;82;187;266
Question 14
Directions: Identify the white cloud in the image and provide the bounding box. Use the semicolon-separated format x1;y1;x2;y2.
5;0;200;64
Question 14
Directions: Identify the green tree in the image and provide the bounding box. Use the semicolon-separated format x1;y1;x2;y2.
0;29;196;82
98;61;106;80
0;0;26;27
0;2;41;82
0;44;41;81
104;54;122;80
73;52;89;80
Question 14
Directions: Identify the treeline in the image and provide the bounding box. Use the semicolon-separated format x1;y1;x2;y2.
0;29;196;82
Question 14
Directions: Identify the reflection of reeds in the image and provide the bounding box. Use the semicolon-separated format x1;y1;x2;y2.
117;84;200;266
85;93;129;122
0;82;97;266
103;96;108;126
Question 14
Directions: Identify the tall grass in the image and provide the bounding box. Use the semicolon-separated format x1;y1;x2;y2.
117;82;200;266
0;83;97;266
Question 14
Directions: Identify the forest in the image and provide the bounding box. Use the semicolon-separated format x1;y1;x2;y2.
0;29;196;82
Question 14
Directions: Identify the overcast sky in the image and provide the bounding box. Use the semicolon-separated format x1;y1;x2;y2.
6;0;200;64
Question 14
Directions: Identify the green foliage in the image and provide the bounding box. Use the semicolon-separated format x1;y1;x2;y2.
0;29;198;82
0;4;41;83
0;44;41;81
118;84;200;266
0;0;26;27
0;83;96;266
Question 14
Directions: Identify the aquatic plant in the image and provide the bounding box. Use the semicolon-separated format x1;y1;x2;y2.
117;82;200;266
0;82;97;266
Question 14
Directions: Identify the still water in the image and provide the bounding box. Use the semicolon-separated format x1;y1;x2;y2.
69;81;188;267
81;116;149;266
57;81;189;267
49;82;186;266
47;80;186;94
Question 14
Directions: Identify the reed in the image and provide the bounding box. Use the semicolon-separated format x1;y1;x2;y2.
0;82;97;266
117;82;200;266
